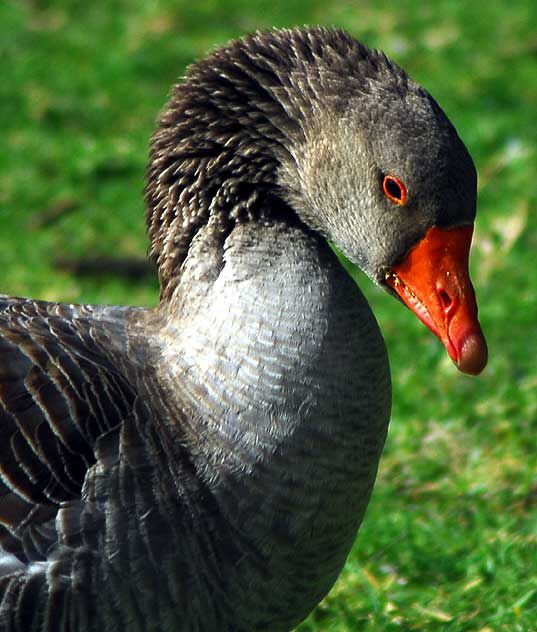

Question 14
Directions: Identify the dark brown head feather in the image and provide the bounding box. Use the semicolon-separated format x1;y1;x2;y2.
145;27;411;300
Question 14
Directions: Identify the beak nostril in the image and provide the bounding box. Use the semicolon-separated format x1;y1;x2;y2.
438;289;453;313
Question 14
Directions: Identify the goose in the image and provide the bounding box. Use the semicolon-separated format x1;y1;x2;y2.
0;26;486;632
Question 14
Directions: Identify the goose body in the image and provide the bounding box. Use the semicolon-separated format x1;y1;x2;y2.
0;27;486;631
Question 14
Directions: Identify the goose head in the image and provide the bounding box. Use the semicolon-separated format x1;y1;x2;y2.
146;27;487;375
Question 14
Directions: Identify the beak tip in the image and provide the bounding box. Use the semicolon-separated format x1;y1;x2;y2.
454;330;488;376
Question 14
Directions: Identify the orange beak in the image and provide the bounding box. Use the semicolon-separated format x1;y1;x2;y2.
385;225;487;375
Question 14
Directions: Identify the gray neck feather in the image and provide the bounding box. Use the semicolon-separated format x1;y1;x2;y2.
145;219;391;623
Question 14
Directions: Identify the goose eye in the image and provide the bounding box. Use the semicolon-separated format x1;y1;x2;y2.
382;175;407;206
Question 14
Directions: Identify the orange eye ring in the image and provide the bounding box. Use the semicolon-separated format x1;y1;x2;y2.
382;175;407;205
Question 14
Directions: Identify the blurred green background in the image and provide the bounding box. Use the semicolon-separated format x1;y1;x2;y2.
1;1;536;629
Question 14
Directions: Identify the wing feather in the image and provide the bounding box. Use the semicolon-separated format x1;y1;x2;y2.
0;297;138;566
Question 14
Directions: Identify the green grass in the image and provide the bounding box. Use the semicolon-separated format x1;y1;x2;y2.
2;1;537;629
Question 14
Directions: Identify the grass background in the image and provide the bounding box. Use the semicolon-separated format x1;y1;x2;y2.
1;0;536;629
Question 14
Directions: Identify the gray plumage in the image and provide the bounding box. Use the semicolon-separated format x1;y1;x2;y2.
0;27;478;631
